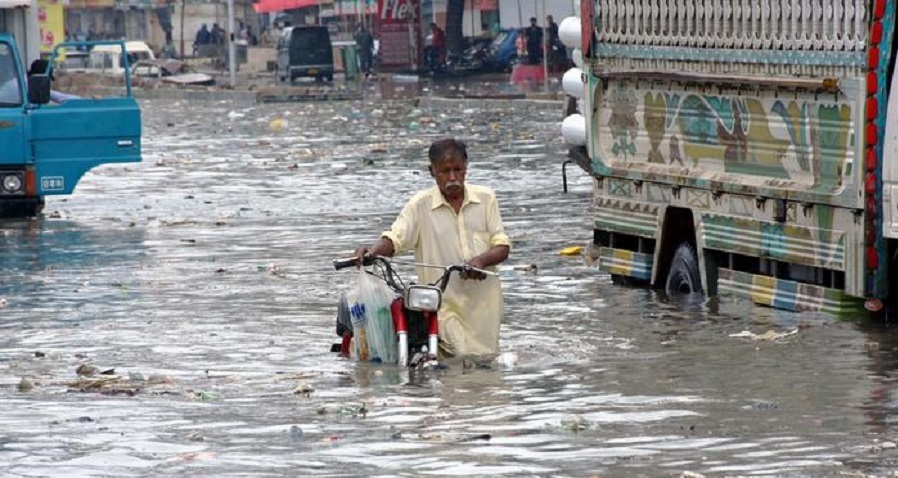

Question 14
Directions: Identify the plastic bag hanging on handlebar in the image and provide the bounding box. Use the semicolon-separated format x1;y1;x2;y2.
347;269;398;363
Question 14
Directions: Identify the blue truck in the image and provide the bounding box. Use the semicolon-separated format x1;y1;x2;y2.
0;2;141;218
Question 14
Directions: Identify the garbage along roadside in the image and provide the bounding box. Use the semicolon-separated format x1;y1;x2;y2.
54;69;567;105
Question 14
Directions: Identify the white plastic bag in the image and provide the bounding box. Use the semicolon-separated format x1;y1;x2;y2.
347;269;397;363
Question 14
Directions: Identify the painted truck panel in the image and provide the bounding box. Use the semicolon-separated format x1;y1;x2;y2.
594;82;861;205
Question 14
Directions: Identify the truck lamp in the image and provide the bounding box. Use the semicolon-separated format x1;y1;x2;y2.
559;16;581;49
572;49;583;68
1;173;23;194
563;67;584;99
562;114;587;146
24;169;36;196
865;298;884;313
405;286;441;312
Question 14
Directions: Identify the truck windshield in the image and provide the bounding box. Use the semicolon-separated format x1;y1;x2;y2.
0;43;22;107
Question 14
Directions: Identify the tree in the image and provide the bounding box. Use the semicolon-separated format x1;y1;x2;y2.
445;0;464;54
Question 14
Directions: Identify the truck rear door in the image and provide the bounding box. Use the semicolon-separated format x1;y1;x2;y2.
28;97;140;195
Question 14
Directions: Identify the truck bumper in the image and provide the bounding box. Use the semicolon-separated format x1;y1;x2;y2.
718;269;864;316
0;197;44;219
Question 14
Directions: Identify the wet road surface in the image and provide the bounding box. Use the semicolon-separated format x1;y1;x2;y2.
1;90;898;477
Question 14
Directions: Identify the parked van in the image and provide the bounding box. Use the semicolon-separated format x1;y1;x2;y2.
276;26;333;83
88;41;155;76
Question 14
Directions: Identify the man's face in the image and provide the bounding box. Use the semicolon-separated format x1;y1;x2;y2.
430;154;467;197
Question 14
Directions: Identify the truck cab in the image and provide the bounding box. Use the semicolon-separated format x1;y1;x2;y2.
0;33;141;217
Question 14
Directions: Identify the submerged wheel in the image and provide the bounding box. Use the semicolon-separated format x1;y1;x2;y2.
665;242;702;295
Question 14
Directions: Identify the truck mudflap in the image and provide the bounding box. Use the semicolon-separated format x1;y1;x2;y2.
29;97;141;195
718;269;864;316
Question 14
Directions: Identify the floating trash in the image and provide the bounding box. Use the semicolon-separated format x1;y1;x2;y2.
17;377;33;392
729;329;799;341
560;246;583;256
269;118;287;132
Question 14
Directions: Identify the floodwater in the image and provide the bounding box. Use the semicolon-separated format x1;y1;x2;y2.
1;84;898;477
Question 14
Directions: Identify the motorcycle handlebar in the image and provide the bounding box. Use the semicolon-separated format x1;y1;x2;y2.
333;256;495;289
332;255;376;270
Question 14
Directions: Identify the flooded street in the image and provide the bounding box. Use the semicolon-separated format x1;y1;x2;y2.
2;86;898;477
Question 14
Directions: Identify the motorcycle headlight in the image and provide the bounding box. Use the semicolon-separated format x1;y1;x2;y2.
405;286;442;312
2;173;23;194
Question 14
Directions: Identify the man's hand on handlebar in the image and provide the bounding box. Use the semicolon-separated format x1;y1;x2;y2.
461;258;488;281
353;246;371;268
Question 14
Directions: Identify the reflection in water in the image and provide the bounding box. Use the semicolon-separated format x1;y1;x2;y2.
0;96;896;476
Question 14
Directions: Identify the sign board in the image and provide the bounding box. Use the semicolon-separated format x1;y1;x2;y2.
376;0;421;69
37;0;63;58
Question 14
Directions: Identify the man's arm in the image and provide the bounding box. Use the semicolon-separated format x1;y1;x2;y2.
466;191;510;277
354;236;396;264
468;245;509;270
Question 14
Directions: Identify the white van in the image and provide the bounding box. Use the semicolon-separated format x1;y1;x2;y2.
87;41;155;76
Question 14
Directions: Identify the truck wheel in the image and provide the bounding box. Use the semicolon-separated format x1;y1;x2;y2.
665;242;702;295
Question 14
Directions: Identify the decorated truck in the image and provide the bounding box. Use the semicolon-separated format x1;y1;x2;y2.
1;0;141;218
560;0;898;315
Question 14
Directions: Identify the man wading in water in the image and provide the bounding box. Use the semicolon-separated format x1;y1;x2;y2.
354;138;511;357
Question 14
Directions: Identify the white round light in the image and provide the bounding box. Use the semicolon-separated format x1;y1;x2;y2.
559;16;581;49
563;67;584;99
2;174;22;193
562;114;587;146
572;48;583;68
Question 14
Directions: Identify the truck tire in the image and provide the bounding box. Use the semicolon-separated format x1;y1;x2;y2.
665;242;702;295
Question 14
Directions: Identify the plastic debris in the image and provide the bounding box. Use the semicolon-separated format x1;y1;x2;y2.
269;118;287;132
191;390;221;402
289;425;304;444
292;383;314;397
729;329;799;341
680;472;706;478
560;246;583;256
493;352;518;370
264;263;286;278
146;374;173;385
340;403;368;418
512;264;538;275
17;377;33;392
561;415;588;432
76;364;99;376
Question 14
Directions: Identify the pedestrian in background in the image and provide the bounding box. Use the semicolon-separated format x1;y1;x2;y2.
524;17;543;65
354;24;374;79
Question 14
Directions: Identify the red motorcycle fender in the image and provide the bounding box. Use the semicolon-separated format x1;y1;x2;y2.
424;310;439;336
390;298;408;333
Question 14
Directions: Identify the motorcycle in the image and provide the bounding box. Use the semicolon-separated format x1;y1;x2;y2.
332;255;496;367
446;38;491;75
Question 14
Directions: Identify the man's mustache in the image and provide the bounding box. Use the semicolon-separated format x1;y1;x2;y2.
446;181;463;188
